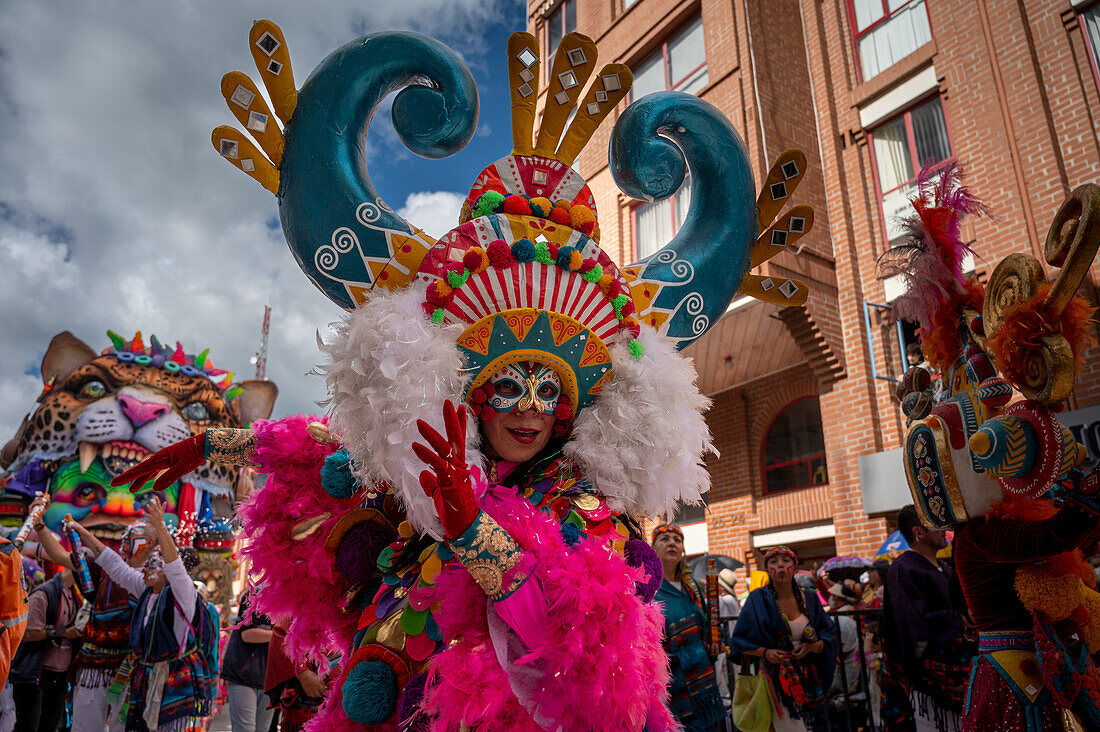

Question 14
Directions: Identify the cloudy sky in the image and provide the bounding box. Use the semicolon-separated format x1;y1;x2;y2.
0;1;525;438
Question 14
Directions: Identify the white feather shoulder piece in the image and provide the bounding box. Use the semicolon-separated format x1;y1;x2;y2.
564;325;714;517
319;282;481;538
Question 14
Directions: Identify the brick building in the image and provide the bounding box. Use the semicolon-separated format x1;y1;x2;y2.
527;0;1100;575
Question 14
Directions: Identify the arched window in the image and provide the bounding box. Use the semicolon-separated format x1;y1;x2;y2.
762;397;828;494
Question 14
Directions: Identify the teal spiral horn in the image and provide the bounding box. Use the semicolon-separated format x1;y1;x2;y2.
609;91;755;349
279;32;479;310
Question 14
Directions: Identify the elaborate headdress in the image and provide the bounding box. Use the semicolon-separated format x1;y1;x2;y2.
213;22;816;534
103;331;236;393
763;545;797;565
651;523;684;543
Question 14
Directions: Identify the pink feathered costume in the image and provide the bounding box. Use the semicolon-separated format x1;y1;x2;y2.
237;415;677;732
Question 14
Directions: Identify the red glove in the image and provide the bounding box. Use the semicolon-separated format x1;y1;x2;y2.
110;433;206;493
413;400;479;540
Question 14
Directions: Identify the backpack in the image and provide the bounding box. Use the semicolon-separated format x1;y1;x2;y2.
8;573;64;684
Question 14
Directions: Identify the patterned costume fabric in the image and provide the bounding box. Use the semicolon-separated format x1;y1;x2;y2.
889;171;1100;731
75;580;137;687
655;575;726;731
880;550;973;731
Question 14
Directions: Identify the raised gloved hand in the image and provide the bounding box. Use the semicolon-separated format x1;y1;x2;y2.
413;400;478;540
110;433;206;493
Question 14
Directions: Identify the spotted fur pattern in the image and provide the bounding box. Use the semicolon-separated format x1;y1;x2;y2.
13;356;239;488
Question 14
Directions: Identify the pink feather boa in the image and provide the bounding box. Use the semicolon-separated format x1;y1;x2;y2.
425;483;678;731
239;415;360;668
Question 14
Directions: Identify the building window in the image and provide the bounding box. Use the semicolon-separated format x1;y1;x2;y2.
633;176;691;260
850;0;932;82
762;397;828;495
547;0;577;56
631;16;708;101
1082;5;1100;92
869;95;952;247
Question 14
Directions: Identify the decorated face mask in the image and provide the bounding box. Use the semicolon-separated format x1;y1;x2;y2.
488;363;562;415
120;525;152;562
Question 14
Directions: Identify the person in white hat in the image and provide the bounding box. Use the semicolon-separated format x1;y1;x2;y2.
714;568;742;705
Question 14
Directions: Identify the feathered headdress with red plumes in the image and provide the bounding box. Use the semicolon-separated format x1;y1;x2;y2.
878;162;991;371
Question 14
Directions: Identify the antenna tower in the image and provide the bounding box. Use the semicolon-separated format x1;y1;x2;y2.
254;305;271;380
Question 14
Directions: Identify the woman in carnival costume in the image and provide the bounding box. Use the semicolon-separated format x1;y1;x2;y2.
69;497;218;732
117;19;817;731
651;524;726;731
888;166;1100;731
731;546;837;731
25;493;157;732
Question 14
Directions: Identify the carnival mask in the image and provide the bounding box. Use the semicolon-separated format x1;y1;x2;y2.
488;363;562;415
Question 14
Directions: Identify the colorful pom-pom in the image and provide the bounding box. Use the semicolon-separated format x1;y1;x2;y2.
425;280;451;306
547;242;560;259
321;449;358;499
431;308;445;324
512;238;537;263
597;273;614;295
556;246;579;270
480;405;496;421
472;191;505;218
581;263;604;284
611;293;631;316
620;298;636;317
487;240;514;268
463;247;489;274
469;387;488;405
560;522;582;547
534;242;554;265
567;250;583;271
529;196;553;216
554;401;573;420
628;339;645;359
548;206;571;225
552;420;572;437
502;195;532;216
569;204;596;228
445;268;469;289
621;317;642;339
607;279;623;299
342;661;398;724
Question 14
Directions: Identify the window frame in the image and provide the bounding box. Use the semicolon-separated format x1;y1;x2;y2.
629;175;692;260
545;0;577;63
1079;4;1100;97
760;396;829;496
629;15;708;103
846;0;934;84
866;93;956;253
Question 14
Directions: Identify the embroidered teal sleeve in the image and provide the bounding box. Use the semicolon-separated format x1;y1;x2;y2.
203;428;258;468
448;511;527;601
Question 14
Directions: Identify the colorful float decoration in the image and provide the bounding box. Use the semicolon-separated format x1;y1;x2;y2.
176;18;820;730
0;330;277;608
890;169;1100;726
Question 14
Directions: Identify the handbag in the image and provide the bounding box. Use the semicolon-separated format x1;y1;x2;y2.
731;660;776;732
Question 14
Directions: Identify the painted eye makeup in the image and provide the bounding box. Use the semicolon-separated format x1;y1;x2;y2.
486;363;562;415
494;379;523;398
